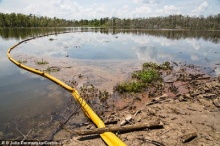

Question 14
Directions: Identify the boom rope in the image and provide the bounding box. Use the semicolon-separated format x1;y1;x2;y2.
7;32;126;146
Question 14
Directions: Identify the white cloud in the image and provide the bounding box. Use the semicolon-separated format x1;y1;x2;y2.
190;54;199;61
192;1;209;14
19;69;45;80
160;39;173;46
133;0;159;5
110;5;131;18
142;0;160;4
132;36;150;45
164;5;177;12
132;6;152;17
1;0;109;20
135;46;173;62
0;0;218;20
135;46;157;62
187;39;200;50
133;0;141;3
156;5;178;14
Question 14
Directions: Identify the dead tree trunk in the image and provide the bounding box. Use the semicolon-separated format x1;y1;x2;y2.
75;121;163;135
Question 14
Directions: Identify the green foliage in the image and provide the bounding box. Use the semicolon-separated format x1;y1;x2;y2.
45;66;60;72
115;61;172;94
161;61;173;70
1;12;220;30
142;61;173;70
18;59;27;64
37;58;48;65
98;90;109;101
0;12;75;27
132;69;161;83
142;62;159;69
72;14;220;30
115;82;145;94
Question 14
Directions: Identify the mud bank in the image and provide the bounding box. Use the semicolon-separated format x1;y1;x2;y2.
14;54;220;146
63;62;220;146
14;54;142;93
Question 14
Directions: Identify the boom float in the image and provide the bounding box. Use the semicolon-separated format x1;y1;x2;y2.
7;32;126;146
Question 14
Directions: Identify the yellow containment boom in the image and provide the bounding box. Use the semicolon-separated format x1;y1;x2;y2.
7;32;126;146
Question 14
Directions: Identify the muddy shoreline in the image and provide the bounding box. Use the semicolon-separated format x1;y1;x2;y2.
14;54;143;93
13;54;220;145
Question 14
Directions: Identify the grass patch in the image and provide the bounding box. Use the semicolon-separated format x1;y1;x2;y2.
98;90;110;102
18;60;27;64
45;66;60;72
115;82;145;94
132;69;161;83
114;61;172;94
37;58;49;65
143;61;172;70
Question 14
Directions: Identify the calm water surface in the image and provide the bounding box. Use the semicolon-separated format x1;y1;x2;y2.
14;29;220;74
0;28;78;140
0;28;220;140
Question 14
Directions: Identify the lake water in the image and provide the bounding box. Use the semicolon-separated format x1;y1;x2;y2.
0;28;220;140
13;29;220;70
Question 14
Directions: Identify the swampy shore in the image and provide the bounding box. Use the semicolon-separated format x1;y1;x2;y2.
14;54;220;146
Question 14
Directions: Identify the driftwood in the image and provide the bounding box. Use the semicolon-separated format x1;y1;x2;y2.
120;115;133;126
196;77;210;80
181;132;197;143
74;121;163;135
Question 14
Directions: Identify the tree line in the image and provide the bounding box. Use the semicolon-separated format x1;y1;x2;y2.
75;14;220;30
0;12;220;30
0;13;74;27
1;28;219;44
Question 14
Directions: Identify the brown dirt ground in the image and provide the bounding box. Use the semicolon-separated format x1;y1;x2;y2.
13;54;220;146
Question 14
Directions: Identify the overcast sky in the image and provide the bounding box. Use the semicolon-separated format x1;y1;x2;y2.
0;0;220;20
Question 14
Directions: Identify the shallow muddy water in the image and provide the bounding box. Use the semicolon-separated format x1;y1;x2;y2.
13;29;220;75
0;28;220;140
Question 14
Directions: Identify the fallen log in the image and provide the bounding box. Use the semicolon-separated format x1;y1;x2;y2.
74;121;163;135
196;77;211;80
181;132;197;143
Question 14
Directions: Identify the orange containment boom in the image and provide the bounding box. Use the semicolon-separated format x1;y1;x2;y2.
7;32;126;146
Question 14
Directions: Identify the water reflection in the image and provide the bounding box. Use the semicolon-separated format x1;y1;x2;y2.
0;27;77;40
102;29;220;44
136;46;157;62
0;28;219;140
1;28;220;43
12;29;220;70
0;28;78;140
